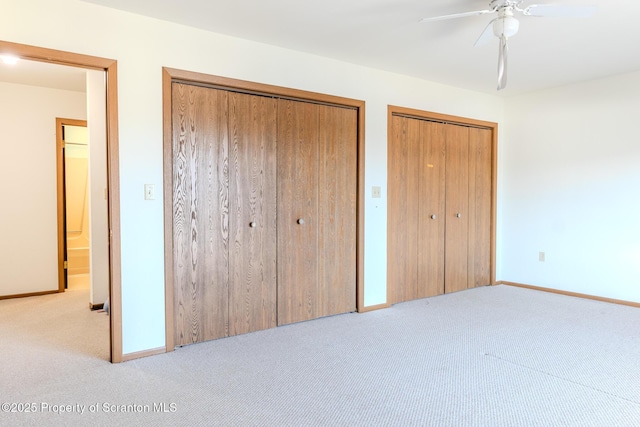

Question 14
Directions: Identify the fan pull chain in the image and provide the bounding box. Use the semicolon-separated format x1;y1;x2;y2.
497;35;509;90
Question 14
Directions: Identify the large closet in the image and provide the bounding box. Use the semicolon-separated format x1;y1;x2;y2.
388;109;494;304
170;81;357;347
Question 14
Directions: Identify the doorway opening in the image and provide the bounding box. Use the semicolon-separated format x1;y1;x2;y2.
0;40;122;362
59;119;89;291
57;118;110;312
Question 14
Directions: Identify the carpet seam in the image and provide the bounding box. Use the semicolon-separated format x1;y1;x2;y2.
483;352;640;406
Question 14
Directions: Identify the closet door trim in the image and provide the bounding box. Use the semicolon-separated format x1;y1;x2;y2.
163;68;365;352
386;105;498;305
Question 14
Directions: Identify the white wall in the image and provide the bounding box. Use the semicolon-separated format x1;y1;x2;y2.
501;71;640;302
0;81;86;295
2;0;504;355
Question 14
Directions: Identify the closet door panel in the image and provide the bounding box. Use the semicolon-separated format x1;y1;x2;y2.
444;125;470;294
388;116;421;303
467;127;492;288
228;92;278;336
277;99;320;325
417;120;446;298
387;116;410;304
318;105;357;317
172;83;229;345
404;118;422;301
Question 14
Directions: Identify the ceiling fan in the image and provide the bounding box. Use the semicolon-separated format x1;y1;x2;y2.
420;1;597;90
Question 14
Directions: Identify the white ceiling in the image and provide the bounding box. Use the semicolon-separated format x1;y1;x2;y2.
0;59;86;92
77;0;640;96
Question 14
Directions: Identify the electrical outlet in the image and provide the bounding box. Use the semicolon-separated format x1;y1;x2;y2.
372;186;382;198
539;251;545;262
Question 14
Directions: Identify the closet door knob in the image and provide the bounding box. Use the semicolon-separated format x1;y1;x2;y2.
456;213;462;218
431;214;437;220
249;222;257;228
297;218;305;225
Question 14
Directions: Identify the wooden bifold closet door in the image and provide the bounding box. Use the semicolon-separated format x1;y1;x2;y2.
171;82;356;346
172;84;277;346
172;84;230;345
388;113;493;304
277;99;357;326
228;92;278;337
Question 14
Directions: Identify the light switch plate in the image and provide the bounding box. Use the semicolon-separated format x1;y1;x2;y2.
144;184;155;200
372;186;382;198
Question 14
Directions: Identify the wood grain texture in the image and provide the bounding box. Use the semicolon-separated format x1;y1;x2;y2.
417;120;446;298
387;105;497;305
388;110;496;302
172;83;229;346
164;68;364;110
164;69;365;339
389;117;447;303
387;115;409;304
164;69;363;344
276;99;320;325
228;92;277;335
444;125;470;294
387;105;498;130
318;104;357;317
404;117;421;301
467;127;492;288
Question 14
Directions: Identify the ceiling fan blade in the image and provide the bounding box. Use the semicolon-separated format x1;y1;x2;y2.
497;35;508;91
523;4;597;18
475;18;498;46
420;9;494;23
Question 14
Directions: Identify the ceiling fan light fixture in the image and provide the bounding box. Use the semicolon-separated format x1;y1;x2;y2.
493;15;520;38
419;0;598;90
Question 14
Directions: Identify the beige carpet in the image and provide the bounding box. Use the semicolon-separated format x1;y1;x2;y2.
1;285;639;426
